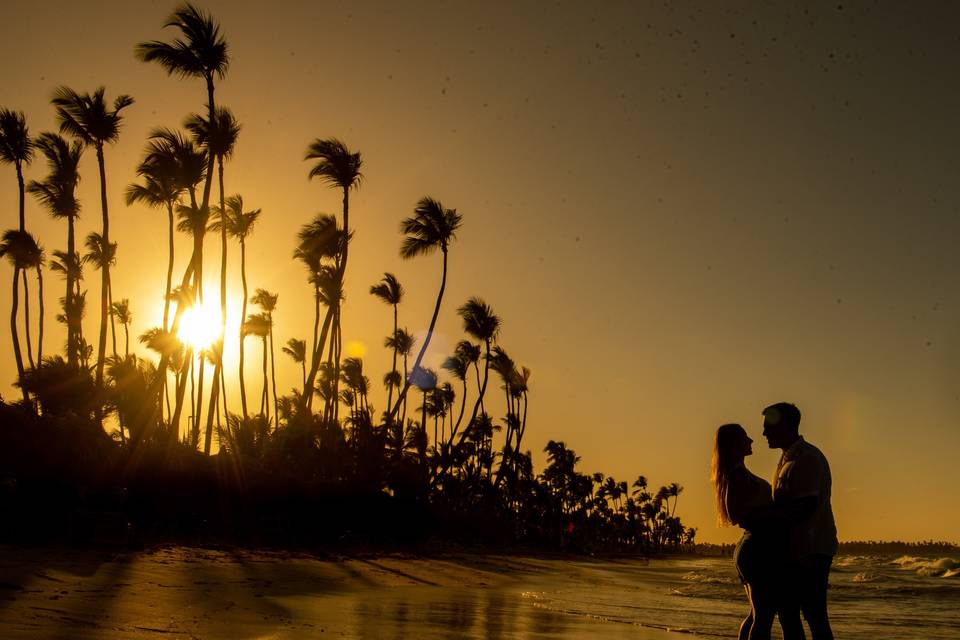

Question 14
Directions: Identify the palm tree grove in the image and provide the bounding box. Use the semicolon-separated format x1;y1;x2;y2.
0;3;692;552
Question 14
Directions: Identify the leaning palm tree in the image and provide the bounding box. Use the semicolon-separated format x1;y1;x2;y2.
0;109;34;232
111;299;132;357
370;272;404;415
250;289;279;432
27;133;83;366
282;338;307;389
52;85;134;400
386;197;462;423
210;194;260;418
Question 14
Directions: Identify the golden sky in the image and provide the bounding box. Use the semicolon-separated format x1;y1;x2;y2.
1;1;958;543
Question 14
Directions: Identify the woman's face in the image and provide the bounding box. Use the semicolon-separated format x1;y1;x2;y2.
738;429;754;457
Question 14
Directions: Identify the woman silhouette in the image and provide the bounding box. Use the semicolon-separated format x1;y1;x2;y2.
712;423;796;640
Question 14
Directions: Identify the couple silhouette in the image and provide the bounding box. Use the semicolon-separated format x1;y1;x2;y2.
712;402;837;640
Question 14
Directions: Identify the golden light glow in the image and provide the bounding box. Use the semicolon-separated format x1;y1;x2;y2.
346;340;367;358
178;303;222;352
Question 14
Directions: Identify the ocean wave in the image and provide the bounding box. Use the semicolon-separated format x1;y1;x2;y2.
681;571;739;586
891;556;960;577
852;571;884;583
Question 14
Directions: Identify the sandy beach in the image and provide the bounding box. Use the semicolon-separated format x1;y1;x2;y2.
0;545;678;639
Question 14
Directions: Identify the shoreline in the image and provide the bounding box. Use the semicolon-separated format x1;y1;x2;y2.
0;543;681;639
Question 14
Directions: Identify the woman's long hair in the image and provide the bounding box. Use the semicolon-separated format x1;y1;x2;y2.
711;423;747;527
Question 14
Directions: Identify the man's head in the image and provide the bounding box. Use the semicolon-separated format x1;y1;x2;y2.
762;402;801;450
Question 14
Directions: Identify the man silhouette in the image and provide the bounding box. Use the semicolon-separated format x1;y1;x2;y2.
762;402;837;640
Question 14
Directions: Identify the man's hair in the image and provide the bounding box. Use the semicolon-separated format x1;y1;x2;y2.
762;402;801;433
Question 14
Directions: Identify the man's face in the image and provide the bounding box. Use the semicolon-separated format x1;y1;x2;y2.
762;417;785;449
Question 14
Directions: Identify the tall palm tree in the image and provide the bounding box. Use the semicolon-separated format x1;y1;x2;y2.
136;1;228;212
0;230;33;400
111;299;132;357
136;2;229;432
24;236;45;366
282;338;307;389
296;214;346;410
458;297;501;441
370;272;404;416
243;312;270;422
0;109;34;232
52;85;134;400
386;197;462;423
82;232;118;358
384;327;415;425
27;133;83;366
305;139;362;418
250;289;279;432
125;129;200;333
441;343;472;441
211;194;260;418
185;107;240;443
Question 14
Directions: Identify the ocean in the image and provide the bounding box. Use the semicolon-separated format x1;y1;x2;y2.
521;553;960;638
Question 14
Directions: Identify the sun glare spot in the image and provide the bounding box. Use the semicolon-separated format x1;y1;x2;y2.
346;340;367;358
178;304;222;351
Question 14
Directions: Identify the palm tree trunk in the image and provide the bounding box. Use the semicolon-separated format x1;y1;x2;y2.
239;239;249;418
21;269;33;369
450;378;467;442
387;248;448;422
269;320;279;430
94;145;110;397
261;336;269;422
387;302;398;417
193;353;205;448
16;162;24;233
9;266;27;402
65;217;76;366
36;265;44;364
301;304;334;412
108;278;117;358
204;157;228;454
124;320;129;358
163;202;175;332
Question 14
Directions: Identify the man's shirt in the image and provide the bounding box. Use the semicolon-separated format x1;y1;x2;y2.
773;436;839;560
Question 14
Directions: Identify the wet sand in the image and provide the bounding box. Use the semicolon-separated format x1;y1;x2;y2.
0;545;678;639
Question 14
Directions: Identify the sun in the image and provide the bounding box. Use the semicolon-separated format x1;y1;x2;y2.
177;303;222;351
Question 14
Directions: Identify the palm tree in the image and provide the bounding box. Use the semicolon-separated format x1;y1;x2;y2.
125;129;200;333
243;312;270;422
0;230;33;400
136;1;228;211
282;338;307;388
185;107;240;442
52;85;134;399
250;289;279;431
458;297;501;441
410;366;437;465
211;194;260;418
295;214;345;410
111;299;132;357
370;272;404;415
0;109;34;232
384;328;415;425
667;482;684;517
136;2;229;433
305;139;363;418
441;342;475;441
27;133;83;366
82;232;118;357
386;197;462;423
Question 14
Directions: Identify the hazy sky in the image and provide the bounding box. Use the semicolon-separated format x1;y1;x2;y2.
1;1;958;543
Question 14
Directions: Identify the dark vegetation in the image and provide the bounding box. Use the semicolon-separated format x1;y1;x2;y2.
0;3;694;553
